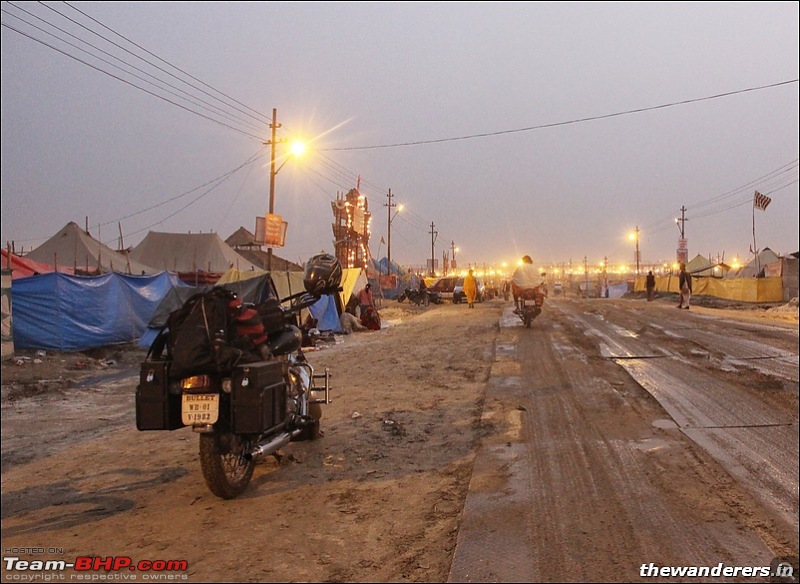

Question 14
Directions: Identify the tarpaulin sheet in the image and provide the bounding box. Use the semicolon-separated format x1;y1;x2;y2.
309;293;342;333
633;275;784;302
11;271;184;352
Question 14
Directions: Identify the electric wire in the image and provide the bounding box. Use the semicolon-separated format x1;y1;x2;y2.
58;1;272;126
2;5;267;135
3;4;796;262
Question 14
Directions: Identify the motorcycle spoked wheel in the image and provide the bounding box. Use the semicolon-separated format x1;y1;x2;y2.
199;432;255;499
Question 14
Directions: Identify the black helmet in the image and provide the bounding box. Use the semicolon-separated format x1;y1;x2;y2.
303;253;343;295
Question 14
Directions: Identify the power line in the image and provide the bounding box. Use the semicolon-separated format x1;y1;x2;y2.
324;80;799;151
2;5;266;135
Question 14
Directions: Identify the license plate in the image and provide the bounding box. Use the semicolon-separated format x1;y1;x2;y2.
181;393;219;425
523;299;538;307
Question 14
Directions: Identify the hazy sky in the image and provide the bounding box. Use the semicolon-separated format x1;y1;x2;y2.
2;2;798;271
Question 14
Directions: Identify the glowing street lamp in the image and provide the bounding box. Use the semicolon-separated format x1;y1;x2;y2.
265;108;305;272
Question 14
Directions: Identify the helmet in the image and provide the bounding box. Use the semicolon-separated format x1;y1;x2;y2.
522;255;533;264
303;253;343;295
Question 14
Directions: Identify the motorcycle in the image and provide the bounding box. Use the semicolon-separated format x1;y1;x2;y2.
136;254;341;499
515;284;547;328
397;287;440;306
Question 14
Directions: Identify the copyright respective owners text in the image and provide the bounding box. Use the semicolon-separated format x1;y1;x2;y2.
2;547;190;581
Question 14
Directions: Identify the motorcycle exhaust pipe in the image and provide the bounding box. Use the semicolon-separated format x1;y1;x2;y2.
246;432;292;460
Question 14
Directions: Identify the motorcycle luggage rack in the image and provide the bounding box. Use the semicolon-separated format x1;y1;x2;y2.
310;368;332;404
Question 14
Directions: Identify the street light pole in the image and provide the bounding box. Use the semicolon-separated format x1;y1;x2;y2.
633;225;640;277
385;189;396;273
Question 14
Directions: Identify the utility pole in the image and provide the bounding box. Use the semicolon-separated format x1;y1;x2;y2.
384;188;396;274
429;222;438;276
583;256;589;298
634;225;640;277
677;205;687;239
675;205;689;266
265;108;284;273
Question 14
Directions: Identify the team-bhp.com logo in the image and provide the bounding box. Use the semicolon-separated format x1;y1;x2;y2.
4;555;189;580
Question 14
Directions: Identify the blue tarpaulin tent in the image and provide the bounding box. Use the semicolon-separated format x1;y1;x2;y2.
309;293;342;333
11;271;184;352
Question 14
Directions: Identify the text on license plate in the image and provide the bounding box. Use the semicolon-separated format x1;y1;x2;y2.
182;393;219;425
524;299;538;306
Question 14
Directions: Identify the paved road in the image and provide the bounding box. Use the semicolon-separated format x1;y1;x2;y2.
449;298;798;582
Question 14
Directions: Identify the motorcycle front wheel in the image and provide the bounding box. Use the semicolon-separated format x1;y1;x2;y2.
199;432;255;499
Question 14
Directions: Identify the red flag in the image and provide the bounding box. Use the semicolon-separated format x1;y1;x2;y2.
753;191;772;211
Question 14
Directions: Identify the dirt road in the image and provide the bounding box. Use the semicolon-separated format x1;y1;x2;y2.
1;296;798;582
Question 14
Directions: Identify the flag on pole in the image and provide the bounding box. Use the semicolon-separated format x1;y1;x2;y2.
753;191;772;211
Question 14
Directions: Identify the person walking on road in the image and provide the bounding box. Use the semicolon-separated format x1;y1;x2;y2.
646;270;656;302
678;263;692;309
464;269;479;309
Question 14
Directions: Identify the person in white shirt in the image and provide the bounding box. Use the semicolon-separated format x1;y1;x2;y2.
511;255;542;312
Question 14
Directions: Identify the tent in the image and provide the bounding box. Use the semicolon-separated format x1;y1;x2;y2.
686;254;717;277
340;267;369;309
222;267;368;334
218;268;306;301
129;231;260;274
726;248;781;278
225;227;304;272
1;249;75;278
25;222;154;275
137;272;282;349
371;257;414;299
11;271;183;352
308;293;342;332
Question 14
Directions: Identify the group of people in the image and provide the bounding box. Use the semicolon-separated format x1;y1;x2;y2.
645;262;692;308
349;255;693;326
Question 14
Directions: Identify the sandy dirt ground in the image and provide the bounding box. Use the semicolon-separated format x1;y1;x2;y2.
1;294;797;583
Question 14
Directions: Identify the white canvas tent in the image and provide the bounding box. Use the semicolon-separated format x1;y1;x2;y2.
686;254;716;277
725;248;780;278
25;221;155;275
129;231;260;274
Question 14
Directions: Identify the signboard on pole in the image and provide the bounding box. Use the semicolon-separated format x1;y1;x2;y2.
676;238;688;263
255;214;288;247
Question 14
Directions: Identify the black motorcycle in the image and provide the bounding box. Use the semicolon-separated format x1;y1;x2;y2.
397;287;440;305
136;254;341;499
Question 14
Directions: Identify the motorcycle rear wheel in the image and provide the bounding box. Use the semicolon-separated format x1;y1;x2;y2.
524;312;532;328
199;432;255;499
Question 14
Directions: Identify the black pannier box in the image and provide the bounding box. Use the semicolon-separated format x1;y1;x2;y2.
136;360;183;431
231;360;286;434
